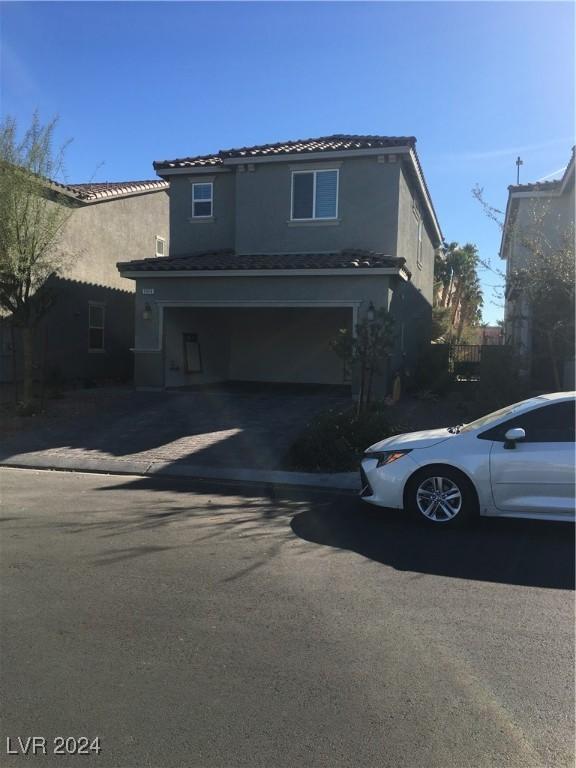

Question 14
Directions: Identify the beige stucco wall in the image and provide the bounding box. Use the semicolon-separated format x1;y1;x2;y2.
58;189;169;292
504;178;575;356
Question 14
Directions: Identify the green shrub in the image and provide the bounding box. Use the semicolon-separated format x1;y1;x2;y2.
286;404;404;472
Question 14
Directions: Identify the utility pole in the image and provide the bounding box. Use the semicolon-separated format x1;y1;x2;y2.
516;156;523;184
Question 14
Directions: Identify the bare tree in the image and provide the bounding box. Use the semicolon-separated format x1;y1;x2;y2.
0;113;73;411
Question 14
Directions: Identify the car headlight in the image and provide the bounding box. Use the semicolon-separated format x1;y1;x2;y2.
365;449;412;468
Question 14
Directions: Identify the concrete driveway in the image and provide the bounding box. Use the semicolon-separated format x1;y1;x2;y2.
0;384;350;473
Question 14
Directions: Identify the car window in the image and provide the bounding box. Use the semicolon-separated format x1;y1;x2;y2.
459;397;540;433
479;401;575;443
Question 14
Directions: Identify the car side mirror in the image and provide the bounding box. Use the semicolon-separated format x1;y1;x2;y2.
504;427;526;449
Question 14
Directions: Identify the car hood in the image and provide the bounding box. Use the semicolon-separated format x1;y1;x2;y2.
366;427;454;452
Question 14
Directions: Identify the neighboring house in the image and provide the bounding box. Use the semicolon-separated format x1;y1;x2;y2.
500;148;574;386
475;325;504;345
1;179;169;386
117;135;443;398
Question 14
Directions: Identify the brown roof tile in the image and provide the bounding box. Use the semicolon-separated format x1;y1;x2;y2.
118;249;409;276
65;179;169;201
153;134;416;170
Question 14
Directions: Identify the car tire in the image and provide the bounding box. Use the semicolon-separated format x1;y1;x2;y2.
404;466;478;527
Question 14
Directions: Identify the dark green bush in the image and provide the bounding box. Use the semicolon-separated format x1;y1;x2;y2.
414;345;452;396
286;404;404;472
477;347;530;411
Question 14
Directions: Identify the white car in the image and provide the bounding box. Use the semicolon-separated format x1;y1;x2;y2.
360;392;575;526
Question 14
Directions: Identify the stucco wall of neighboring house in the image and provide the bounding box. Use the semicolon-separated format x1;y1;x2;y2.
504;178;575;369
40;277;134;383
168;173;236;256
4;189;169;386
61;189;169;290
234;156;400;255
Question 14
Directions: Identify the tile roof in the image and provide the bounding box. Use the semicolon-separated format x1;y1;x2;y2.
508;146;575;193
508;178;563;193
153;134;416;170
47;178;168;202
62;179;169;201
118;249;409;275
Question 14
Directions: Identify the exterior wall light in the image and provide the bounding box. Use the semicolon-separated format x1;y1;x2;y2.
367;301;376;322
142;302;152;321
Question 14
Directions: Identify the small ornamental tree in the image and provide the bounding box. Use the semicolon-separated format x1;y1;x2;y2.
332;307;396;413
0;113;73;411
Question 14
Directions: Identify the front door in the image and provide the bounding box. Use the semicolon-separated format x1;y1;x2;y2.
488;400;575;517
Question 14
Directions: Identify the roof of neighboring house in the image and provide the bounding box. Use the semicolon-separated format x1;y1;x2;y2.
49;178;169;202
117;248;410;276
500;147;575;259
507;146;575;193
153;134;416;170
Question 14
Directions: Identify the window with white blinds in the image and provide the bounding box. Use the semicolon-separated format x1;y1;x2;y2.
291;169;339;220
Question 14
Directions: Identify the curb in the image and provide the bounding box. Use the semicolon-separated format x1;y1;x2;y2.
0;455;360;493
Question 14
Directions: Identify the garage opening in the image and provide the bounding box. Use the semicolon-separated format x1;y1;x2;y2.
163;306;353;390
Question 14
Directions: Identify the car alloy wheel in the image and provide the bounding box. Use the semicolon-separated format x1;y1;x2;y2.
416;476;462;522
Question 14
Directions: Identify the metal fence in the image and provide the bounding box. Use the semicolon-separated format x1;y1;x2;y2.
448;345;482;380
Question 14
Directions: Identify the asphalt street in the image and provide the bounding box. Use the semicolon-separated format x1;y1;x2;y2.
0;468;574;768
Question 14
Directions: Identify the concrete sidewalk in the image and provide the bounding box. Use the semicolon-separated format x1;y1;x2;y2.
0;451;359;491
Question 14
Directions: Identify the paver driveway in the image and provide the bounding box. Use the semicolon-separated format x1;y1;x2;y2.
0;384;350;472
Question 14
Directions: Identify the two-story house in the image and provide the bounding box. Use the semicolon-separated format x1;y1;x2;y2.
500;147;574;388
118;135;443;398
1;179;169;387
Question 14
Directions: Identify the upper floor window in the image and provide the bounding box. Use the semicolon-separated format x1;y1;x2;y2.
417;218;423;269
291;169;339;220
155;236;166;257
192;182;213;218
413;201;423;269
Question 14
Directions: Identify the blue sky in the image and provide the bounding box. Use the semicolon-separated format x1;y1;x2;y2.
1;1;574;323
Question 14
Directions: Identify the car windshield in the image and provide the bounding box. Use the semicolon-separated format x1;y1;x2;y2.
456;397;541;433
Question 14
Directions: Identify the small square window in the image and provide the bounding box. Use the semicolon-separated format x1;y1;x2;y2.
155;236;166;257
192;182;213;218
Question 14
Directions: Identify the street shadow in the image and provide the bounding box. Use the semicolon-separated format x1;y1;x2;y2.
96;475;574;590
290;499;575;590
